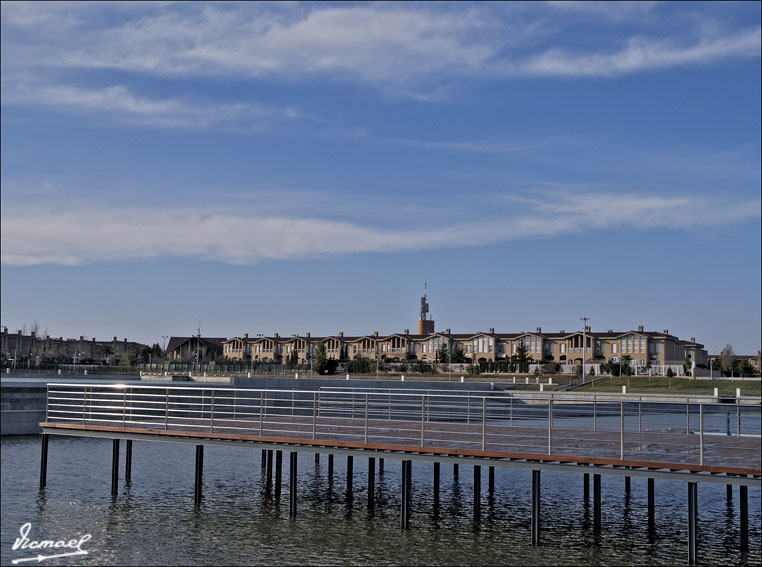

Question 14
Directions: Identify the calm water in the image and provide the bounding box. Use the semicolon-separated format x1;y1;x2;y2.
2;435;760;566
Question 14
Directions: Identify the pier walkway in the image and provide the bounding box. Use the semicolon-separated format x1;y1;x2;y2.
39;383;761;565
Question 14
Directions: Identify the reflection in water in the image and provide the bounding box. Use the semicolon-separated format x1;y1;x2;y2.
1;435;760;566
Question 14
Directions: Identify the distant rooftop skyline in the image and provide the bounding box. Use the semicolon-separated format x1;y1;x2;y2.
1;2;760;355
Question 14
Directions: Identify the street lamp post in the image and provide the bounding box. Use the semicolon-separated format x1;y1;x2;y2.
580;317;589;384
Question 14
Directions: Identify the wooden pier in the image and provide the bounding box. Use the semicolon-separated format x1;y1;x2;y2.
39;383;761;565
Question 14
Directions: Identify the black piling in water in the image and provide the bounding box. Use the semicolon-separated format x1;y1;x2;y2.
740;485;748;552
125;440;132;483
625;476;630;493
488;466;494;494
453;463;459;479
379;458;384;474
111;439;120;496
194;445;204;506
474;465;481;521
593;474;601;534
261;449;267;470
368;458;375;509
400;460;411;529
688;482;697;565
315;453;320;465
289;451;298;517
266;450;273;485
727;484;733;501
433;462;440;503
648;478;655;525
275;450;283;500
347;455;354;497
583;473;589;503
531;470;541;546
328;454;334;479
39;434;49;489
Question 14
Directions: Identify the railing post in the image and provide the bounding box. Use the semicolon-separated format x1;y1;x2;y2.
467;396;471;424
548;399;553;455
210;389;215;433
593;397;597;431
82;386;87;425
365;394;370;444
638;401;642;433
313;393;318;441
260;392;265;437
736;405;741;437
686;403;690;435
420;396;425;447
482;397;487;451
620;401;625;460
123;390;127;428
164;389;169;430
510;396;513;426
699;404;704;465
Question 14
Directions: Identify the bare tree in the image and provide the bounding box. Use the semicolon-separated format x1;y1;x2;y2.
720;344;735;377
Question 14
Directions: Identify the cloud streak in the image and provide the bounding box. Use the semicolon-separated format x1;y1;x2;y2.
2;193;758;266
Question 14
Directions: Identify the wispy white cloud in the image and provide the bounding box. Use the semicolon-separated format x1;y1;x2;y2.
2;193;758;266
1;2;758;90
1;83;303;130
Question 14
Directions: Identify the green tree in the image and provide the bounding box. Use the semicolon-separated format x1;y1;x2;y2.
451;344;466;363
99;344;114;364
516;340;531;373
287;349;299;368
313;343;328;374
620;355;633;376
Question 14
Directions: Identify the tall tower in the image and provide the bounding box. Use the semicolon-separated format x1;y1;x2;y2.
417;283;435;335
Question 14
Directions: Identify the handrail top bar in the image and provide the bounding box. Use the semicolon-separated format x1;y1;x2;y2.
45;382;761;407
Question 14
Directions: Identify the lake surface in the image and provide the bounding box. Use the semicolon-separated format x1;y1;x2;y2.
2;435;760;566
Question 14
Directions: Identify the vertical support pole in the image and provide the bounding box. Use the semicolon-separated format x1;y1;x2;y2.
736;405;741;437
593;473;601;534
315;453;320;464
482;397;487;451
289;451;298;517
379;458;384;474
421;396;425;447
620;401;625;459
328;454;334;479
474;465;481;521
583;473;589;503
639;401;642;433
686;403;690;435
433;462;440;503
400;460;410;529
740;485;748;552
648;478;655;525
688;482;697;566
488;466;495;494
266;450;273;485
40;434;49;489
453;463;459;479
699;404;704;465
548;399;553;455
111;439;120;496
368;458;375;509
624;476;630;493
261;449;267;470
313;393;318;441
593;398;597;431
347;455;354;498
275;450;282;500
726;484;732;501
531;469;541;546
194;444;203;506
125;440;132;483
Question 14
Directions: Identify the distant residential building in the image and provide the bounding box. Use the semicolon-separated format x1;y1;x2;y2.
166;336;226;362
1;327;145;363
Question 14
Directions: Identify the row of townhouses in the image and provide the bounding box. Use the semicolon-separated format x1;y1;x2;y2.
216;326;708;369
1;327;145;362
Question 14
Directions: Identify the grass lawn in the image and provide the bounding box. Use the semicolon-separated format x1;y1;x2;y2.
574;376;761;397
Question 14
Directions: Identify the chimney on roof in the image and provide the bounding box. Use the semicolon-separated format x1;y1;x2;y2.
306;332;310;338
124;338;127;342
31;331;36;338
663;329;669;335
274;332;279;338
339;332;344;338
80;336;83;341
404;329;409;335
92;337;95;342
489;328;495;334
607;329;613;334
445;328;451;335
638;325;644;332
373;331;379;337
244;333;248;339
536;327;541;334
690;337;695;343
114;336;117;342
585;326;591;333
559;329;564;334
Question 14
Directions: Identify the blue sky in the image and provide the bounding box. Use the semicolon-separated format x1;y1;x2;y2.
1;1;760;354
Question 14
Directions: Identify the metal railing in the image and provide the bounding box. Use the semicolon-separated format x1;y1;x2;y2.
44;383;761;469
